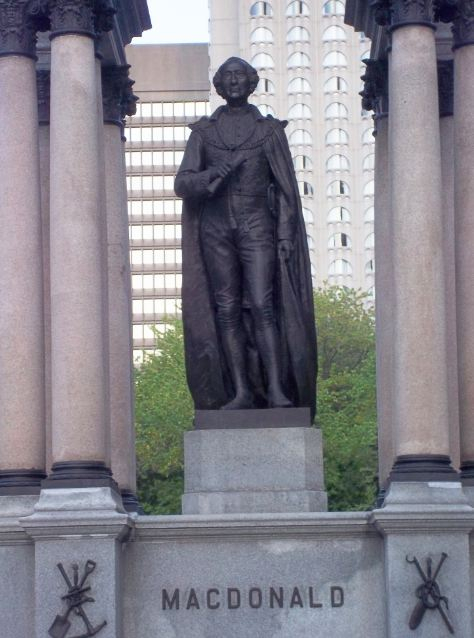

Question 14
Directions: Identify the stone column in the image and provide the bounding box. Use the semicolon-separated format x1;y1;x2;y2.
102;65;139;511
451;1;474;491
361;59;393;496
45;0;116;489
0;2;46;494
375;0;455;482
438;60;460;470
37;70;53;476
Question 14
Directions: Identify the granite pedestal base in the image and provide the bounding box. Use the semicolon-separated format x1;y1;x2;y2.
182;420;327;514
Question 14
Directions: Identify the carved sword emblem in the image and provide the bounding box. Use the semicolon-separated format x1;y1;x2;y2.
406;553;454;634
49;559;107;638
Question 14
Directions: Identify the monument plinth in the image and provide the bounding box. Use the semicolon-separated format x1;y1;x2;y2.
183;409;327;514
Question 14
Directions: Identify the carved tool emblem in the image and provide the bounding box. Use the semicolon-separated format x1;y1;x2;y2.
48;560;107;638
406;553;454;634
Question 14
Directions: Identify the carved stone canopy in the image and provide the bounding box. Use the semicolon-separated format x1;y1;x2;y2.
372;0;436;28
360;58;389;117
0;0;43;58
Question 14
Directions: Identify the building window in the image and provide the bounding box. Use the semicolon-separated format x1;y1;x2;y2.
365;232;375;249
287;26;310;42
325;127;349;145
366;259;374;273
255;77;275;94
326;154;350;171
323;50;347;68
329;259;353;275
364;206;374;222
287;51;311;68
363;180;375;197
322;25;346;41
322;0;345;16
324;76;348;93
298;181;314;196
325;102;348;119
289;128;312;145
327;206;351;223
302;207;313;223
328;232;352;248
363;153;375;171
293;154;313;170
288;103;312;119
250;26;274;43
250;52;275;69
327;180;350;197
288;77;311;93
362;127;375;144
250;1;273;17
257;103;276;116
286;0;310;16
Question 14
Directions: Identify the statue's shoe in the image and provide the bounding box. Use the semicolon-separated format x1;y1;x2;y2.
220;391;254;410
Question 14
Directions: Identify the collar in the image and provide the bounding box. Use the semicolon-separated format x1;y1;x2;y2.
209;103;265;122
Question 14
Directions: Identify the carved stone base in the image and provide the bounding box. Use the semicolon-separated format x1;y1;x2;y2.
0;469;46;495
42;461;119;493
389;454;458;483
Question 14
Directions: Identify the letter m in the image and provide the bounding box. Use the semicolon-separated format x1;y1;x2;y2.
162;589;180;610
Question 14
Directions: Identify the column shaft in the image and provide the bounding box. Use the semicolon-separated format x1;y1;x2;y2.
373;115;393;489
49;35;108;469
454;45;474;477
0;56;45;488
389;25;452;475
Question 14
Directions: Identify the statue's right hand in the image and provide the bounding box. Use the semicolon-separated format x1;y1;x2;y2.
210;162;233;181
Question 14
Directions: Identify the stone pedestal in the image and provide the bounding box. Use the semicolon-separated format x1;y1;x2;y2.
182;417;327;514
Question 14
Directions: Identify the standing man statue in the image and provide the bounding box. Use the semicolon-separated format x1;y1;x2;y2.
175;57;316;416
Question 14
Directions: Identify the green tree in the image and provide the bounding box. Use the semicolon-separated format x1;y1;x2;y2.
134;286;377;514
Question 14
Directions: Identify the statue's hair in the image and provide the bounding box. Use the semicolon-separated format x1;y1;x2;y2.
213;57;260;98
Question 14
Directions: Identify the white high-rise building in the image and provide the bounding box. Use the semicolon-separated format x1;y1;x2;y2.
209;0;375;292
125;1;375;360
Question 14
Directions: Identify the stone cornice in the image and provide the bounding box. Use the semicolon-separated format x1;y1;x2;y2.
0;0;40;58
37;69;50;123
360;58;389;118
437;59;453;117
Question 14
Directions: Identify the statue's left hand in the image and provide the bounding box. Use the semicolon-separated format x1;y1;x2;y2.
278;240;293;261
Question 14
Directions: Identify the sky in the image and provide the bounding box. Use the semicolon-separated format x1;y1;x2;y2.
133;0;210;44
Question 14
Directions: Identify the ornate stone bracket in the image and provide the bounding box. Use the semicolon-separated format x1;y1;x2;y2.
360;58;389;121
102;64;138;129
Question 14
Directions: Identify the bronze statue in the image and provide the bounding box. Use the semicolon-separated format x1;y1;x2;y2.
175;57;316;415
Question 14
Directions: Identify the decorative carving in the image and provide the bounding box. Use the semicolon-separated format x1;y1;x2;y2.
360;58;389;117
452;0;474;48
49;0;95;38
101;64;137;126
37;69;51;124
406;554;454;634
438;60;453;117
433;0;458;22
49;560;107;638
94;0;116;34
372;0;434;27
0;0;38;57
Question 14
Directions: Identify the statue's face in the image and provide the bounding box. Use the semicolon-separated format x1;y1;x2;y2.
220;60;251;103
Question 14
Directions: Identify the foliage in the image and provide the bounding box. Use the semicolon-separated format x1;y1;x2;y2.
134;286;377;514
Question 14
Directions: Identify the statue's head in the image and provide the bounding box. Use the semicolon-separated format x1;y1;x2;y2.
213;57;259;104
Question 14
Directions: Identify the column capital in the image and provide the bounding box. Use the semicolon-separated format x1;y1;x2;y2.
102;64;138;128
0;0;46;58
437;59;453;117
453;0;474;49
372;0;436;30
37;69;50;123
49;0;115;40
360;58;389;119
